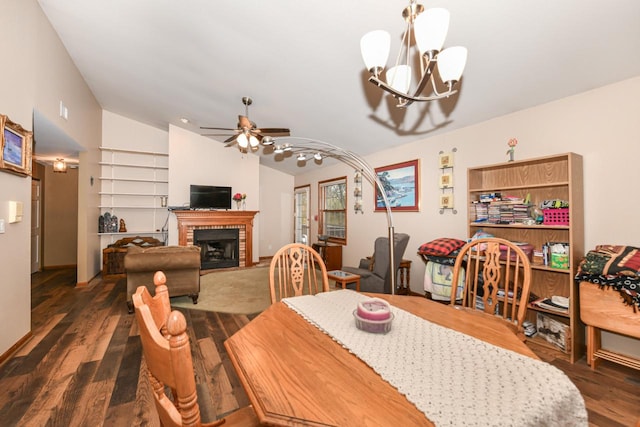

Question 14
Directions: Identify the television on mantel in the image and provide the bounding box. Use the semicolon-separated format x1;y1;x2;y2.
189;185;232;210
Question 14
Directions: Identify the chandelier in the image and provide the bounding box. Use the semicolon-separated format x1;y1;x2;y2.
360;0;467;108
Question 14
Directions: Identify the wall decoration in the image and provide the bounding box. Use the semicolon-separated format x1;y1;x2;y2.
0;114;33;177
353;170;363;214
439;173;453;189
439;148;457;214
439;151;454;168
440;194;454;209
374;159;419;212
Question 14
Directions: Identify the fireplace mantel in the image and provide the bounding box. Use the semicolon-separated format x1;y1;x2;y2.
174;210;259;268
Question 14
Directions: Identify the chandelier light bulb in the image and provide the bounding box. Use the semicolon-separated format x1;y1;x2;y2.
437;46;467;84
360;30;391;75
314;152;323;161
414;8;450;55
274;145;284;154
297;153;306;161
387;65;412;94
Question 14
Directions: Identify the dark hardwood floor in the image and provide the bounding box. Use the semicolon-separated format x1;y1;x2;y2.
0;267;639;426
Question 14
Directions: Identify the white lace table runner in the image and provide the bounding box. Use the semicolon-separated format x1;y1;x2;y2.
283;290;587;427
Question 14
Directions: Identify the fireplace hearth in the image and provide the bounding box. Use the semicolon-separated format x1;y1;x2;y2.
194;228;239;270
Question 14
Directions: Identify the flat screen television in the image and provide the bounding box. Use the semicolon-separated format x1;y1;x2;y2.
190;185;232;210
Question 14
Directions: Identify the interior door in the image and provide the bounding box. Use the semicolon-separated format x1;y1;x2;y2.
294;185;310;244
31;178;42;273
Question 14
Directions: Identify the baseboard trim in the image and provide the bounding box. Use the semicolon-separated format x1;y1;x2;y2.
0;331;33;367
43;264;77;270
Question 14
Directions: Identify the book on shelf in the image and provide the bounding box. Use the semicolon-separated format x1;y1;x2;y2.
536;313;570;352
531;297;569;313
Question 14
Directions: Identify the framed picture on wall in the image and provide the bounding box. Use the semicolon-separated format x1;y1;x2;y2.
439;151;454;168
374;159;419;212
439;173;453;189
0;114;33;177
440;194;454;209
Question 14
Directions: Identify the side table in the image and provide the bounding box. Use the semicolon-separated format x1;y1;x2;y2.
327;270;361;292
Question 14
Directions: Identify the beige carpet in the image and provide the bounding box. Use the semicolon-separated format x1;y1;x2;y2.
171;265;272;315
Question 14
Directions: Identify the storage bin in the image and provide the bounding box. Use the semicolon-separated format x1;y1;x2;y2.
499;243;533;261
543;208;569;225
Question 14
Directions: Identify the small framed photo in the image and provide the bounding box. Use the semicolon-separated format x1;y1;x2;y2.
439;152;454;168
374;159;419;212
439;194;453;209
439;173;452;189
0;115;33;177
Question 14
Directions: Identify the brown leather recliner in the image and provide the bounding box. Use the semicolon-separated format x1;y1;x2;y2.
124;245;201;313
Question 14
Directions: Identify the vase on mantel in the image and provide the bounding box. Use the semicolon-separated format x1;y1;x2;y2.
236;200;242;210
242;200;246;210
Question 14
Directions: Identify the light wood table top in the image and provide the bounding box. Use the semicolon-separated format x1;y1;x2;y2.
224;294;538;426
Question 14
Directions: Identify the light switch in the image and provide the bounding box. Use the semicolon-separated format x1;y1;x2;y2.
0;219;5;233
9;201;23;223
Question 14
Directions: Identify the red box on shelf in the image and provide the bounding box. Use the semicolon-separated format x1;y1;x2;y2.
543;208;569;225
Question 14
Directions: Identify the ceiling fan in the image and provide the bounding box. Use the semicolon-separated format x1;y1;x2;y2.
200;96;290;150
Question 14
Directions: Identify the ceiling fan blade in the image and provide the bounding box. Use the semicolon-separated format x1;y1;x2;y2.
224;135;239;143
254;127;291;136
224;139;238;147
200;126;238;131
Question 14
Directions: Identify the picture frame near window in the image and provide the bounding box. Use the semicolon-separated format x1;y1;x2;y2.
374;159;419;212
0;114;33;177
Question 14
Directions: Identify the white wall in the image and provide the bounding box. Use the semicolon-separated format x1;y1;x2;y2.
258;165;295;256
0;0;101;356
296;76;640;357
167;126;261;262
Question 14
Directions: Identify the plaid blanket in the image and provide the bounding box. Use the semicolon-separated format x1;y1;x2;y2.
576;245;640;311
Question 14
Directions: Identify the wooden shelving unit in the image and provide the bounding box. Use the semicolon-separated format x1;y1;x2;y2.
467;153;584;363
99;147;169;242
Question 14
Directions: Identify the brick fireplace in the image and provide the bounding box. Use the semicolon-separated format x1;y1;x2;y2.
174;210;258;268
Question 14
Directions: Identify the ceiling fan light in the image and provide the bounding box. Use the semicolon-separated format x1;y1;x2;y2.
361;30;391;73
274;145;284;154
249;134;259;148
283;144;292;152
414;8;450;55
237;133;249;148
437;46;467;84
386;65;412;94
262;136;274;146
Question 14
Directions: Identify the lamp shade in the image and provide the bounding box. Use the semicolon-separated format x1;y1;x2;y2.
437;46;467;84
237;133;249;148
414;8;450;55
249;134;259;148
386;65;412;94
361;30;391;72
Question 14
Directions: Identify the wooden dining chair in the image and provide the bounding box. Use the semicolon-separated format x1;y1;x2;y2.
269;243;330;303
450;237;532;338
133;272;260;427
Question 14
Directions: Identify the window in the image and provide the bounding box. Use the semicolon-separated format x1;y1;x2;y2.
319;177;347;244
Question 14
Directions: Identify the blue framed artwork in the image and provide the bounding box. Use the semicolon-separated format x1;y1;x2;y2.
374;159;419;212
0;114;32;177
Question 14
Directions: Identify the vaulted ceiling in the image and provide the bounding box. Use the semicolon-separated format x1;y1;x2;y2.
36;0;640;174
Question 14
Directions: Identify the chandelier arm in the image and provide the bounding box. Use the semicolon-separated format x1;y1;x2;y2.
367;76;457;105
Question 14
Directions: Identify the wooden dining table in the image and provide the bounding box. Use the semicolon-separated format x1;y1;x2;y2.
224;293;539;426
